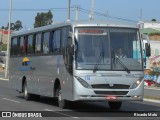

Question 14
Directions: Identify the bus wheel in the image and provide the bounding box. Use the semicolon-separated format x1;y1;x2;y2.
24;82;32;101
108;101;122;110
57;87;68;109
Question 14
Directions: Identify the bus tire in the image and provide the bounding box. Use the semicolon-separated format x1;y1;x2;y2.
23;82;32;101
108;101;122;110
56;87;68;109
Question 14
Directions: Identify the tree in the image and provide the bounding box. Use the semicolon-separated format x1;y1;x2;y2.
5;23;14;30
1;26;5;29
14;20;23;31
34;10;53;28
151;19;156;22
2;20;23;31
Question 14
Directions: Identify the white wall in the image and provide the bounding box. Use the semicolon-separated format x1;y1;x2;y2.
142;22;160;29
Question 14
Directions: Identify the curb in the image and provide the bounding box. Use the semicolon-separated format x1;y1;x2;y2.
144;98;160;103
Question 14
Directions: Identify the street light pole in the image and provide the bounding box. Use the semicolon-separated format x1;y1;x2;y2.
5;0;12;78
75;5;79;20
67;0;71;21
90;0;94;20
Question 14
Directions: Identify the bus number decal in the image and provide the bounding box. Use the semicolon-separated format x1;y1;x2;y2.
85;75;90;80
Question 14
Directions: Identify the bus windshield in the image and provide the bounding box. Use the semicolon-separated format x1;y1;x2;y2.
75;27;143;71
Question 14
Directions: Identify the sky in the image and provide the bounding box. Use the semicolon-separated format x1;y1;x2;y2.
0;0;160;29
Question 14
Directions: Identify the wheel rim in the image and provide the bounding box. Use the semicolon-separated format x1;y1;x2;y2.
24;84;28;98
58;89;62;102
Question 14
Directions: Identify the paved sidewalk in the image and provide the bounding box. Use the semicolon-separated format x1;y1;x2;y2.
144;98;160;103
145;86;160;90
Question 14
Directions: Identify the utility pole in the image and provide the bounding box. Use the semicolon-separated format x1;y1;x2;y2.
140;8;143;21
67;0;71;21
5;0;12;78
90;0;94;20
75;5;79;20
105;10;109;21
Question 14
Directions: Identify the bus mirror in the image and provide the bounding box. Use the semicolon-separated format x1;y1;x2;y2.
145;43;151;57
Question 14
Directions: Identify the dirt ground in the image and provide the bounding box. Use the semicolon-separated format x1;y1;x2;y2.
149;35;160;40
0;65;5;72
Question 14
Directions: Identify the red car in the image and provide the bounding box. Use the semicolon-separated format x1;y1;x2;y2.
144;80;156;86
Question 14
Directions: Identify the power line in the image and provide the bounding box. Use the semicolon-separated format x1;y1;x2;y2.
79;7;138;23
0;7;138;23
0;8;75;12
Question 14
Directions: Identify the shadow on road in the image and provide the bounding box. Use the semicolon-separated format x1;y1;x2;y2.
16;95;160;112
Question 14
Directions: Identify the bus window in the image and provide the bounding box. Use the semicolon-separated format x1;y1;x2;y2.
11;37;18;56
27;35;34;54
62;27;70;52
43;32;50;54
52;30;61;54
19;36;26;55
35;33;42;54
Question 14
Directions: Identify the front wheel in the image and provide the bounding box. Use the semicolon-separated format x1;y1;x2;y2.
108;101;122;110
23;82;32;100
56;87;69;109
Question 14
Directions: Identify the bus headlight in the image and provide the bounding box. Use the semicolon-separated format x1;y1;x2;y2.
75;76;91;88
130;78;143;89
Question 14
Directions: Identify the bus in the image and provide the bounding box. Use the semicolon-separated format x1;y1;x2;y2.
9;20;150;110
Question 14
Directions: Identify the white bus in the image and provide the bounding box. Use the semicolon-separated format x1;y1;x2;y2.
9;20;150;110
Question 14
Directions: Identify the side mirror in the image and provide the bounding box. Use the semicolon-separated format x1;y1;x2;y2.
145;43;151;57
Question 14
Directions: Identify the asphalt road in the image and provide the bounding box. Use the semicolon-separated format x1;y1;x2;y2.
0;79;159;120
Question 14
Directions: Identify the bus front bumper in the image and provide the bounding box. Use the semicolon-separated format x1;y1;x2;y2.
74;95;143;101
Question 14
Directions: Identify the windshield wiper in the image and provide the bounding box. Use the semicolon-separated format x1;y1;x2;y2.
114;56;130;73
93;49;104;73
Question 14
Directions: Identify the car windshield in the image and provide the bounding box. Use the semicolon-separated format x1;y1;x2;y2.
75;27;143;71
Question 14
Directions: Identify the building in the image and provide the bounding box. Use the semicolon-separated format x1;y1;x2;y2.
139;21;160;29
138;21;160;69
0;29;12;44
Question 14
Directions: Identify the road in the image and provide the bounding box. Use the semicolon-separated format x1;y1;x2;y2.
0;78;159;120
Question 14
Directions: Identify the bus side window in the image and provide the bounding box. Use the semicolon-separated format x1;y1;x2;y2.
62;27;70;54
62;27;70;64
35;33;42;54
27;35;34;55
65;37;73;75
19;36;26;55
11;37;18;56
10;38;14;56
52;30;61;54
43;32;50;54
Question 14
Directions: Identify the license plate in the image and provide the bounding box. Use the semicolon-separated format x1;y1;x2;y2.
105;96;117;100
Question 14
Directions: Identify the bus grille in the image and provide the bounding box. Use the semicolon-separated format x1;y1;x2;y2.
91;84;130;89
94;91;128;95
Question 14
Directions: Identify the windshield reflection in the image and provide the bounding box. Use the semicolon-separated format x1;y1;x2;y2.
75;28;143;71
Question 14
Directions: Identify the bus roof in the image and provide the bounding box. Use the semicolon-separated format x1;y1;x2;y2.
11;20;138;37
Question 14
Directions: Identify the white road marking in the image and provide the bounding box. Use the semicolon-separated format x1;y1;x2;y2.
44;109;80;119
44;109;53;111
0;78;9;81
2;98;20;103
